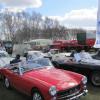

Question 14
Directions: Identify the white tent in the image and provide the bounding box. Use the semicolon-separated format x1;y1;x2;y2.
94;0;100;48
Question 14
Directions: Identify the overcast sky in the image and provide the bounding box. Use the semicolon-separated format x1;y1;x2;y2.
0;0;98;30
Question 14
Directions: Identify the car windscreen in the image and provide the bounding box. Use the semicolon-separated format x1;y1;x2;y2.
36;58;53;66
80;52;92;59
5;43;13;48
20;58;53;72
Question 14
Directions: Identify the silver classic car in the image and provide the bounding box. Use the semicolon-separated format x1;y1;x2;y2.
0;50;13;67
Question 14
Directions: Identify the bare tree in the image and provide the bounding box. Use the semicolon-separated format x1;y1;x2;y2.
2;10;15;41
30;11;42;39
0;9;87;43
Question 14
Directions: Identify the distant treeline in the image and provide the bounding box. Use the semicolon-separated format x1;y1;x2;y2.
0;9;86;43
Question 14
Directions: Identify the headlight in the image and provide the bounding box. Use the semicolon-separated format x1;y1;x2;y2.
82;76;87;84
49;86;57;96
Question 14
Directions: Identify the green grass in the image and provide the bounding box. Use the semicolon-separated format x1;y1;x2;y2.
81;83;100;100
0;81;100;100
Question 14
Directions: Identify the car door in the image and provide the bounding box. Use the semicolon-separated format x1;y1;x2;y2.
7;68;31;95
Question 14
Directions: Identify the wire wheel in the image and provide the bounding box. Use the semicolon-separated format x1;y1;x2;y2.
4;78;10;89
32;91;43;100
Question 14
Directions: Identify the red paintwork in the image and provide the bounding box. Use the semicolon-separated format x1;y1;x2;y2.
1;67;84;100
86;39;95;46
52;39;95;50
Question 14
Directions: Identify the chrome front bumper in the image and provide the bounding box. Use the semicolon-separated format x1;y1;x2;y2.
67;89;88;100
57;89;88;100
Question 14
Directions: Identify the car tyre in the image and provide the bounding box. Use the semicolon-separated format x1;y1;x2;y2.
91;71;100;86
32;89;44;100
0;74;2;81
4;77;11;89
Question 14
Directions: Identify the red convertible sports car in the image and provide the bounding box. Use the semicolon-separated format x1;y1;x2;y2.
0;58;88;100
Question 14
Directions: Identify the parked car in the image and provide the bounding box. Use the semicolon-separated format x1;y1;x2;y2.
52;52;71;61
3;41;13;54
0;58;88;100
0;50;13;67
25;50;50;60
92;49;100;60
47;49;71;60
52;51;100;86
0;50;14;80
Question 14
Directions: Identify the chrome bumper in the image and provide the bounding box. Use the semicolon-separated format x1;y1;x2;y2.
57;89;88;100
67;89;88;100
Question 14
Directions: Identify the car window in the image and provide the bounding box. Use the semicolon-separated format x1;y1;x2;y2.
50;50;59;54
28;55;33;59
5;43;12;48
36;58;53;66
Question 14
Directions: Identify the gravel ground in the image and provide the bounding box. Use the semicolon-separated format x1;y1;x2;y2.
0;81;100;100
